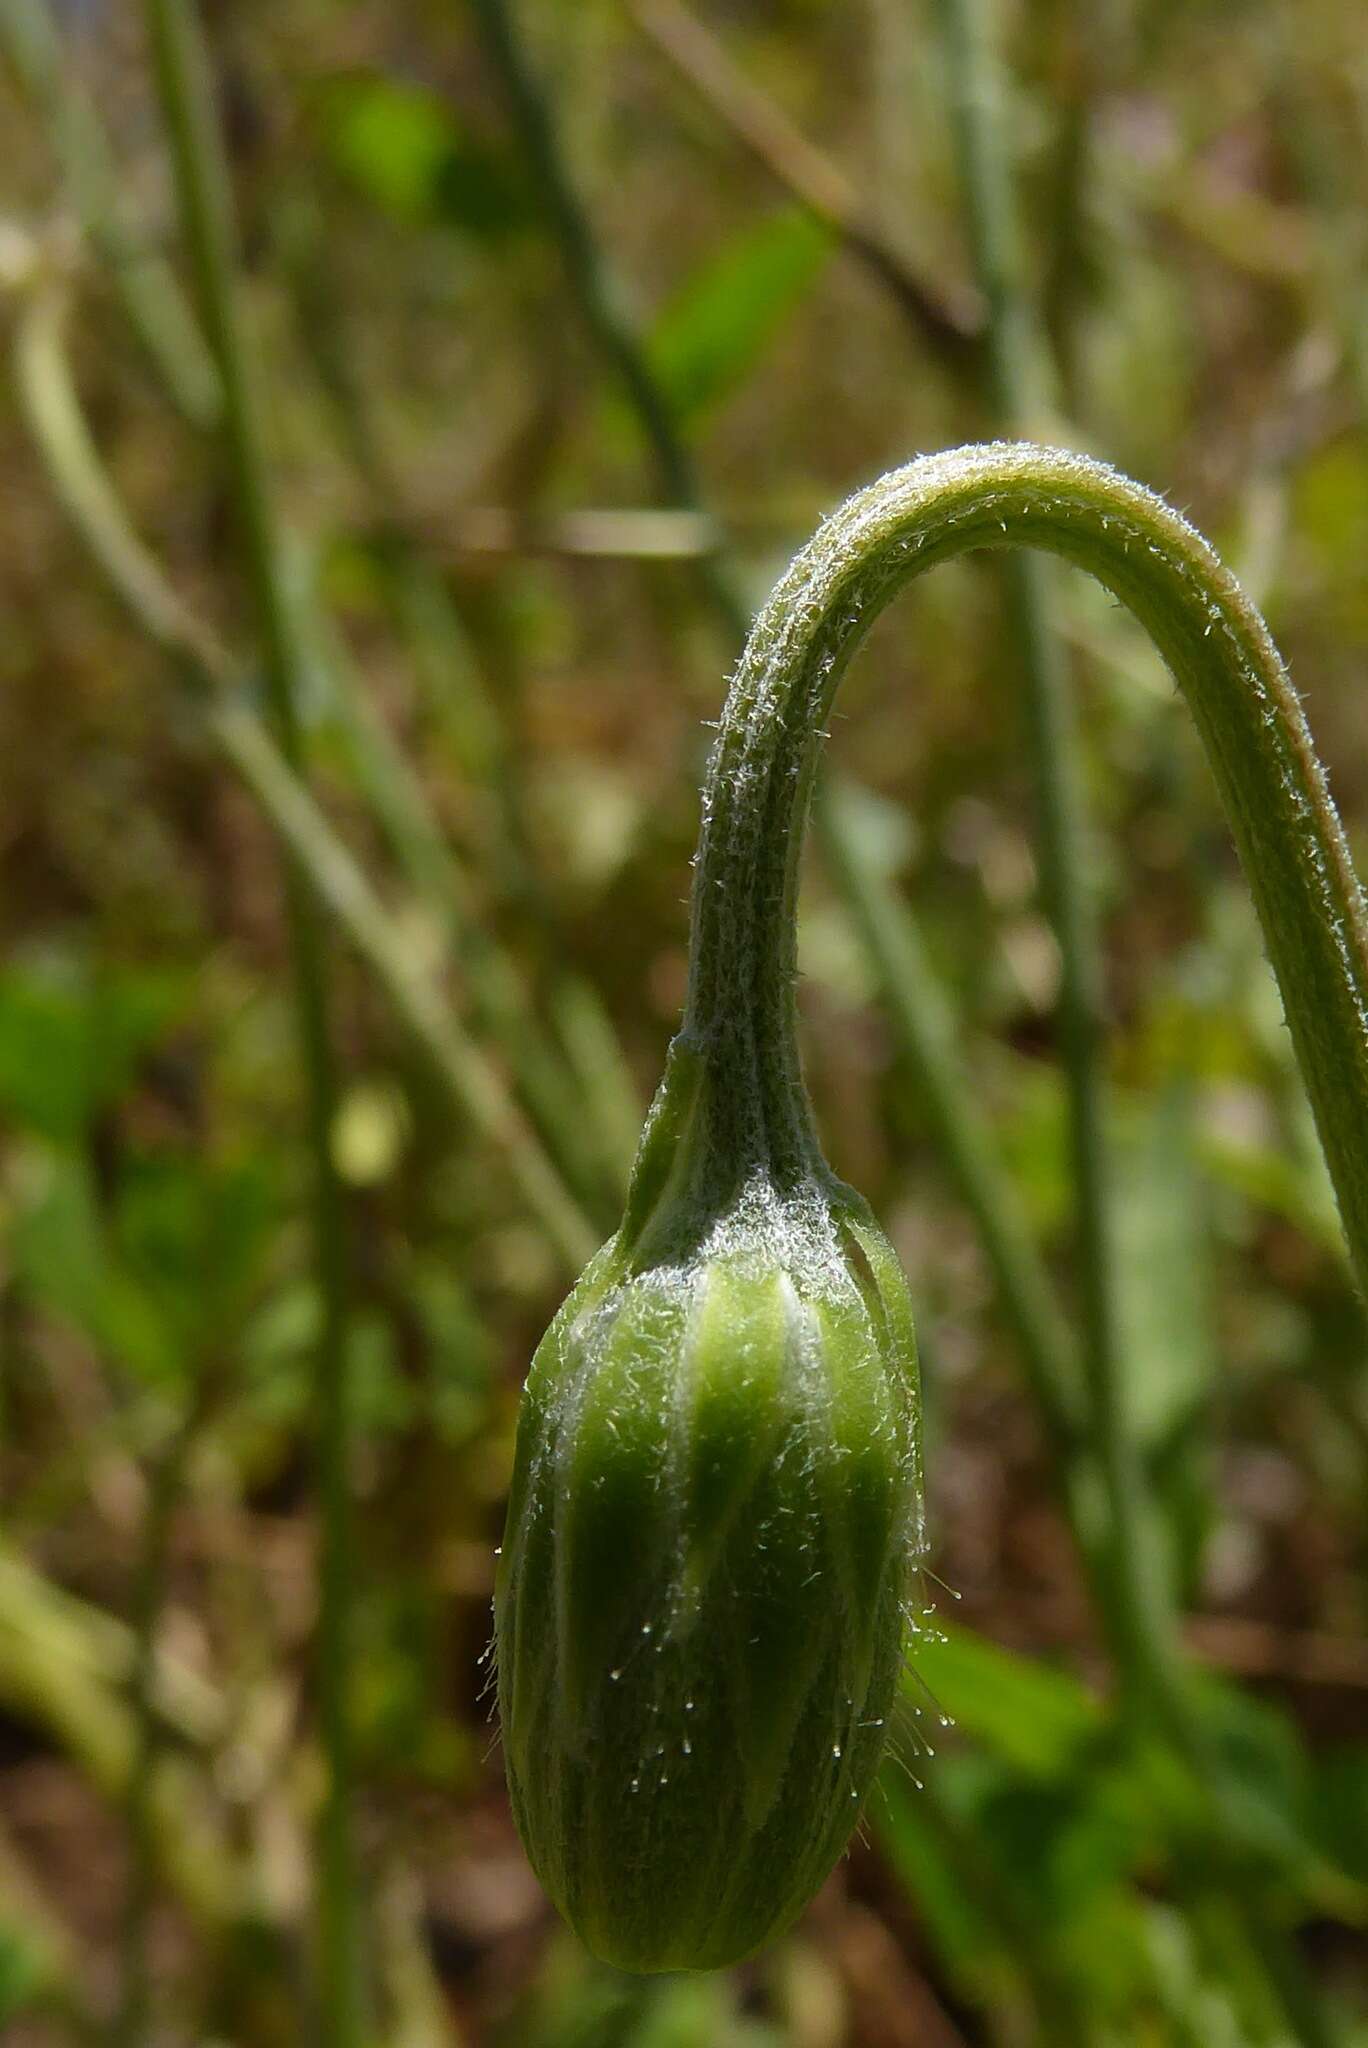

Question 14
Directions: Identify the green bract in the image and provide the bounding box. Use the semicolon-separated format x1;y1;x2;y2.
496;1043;924;1972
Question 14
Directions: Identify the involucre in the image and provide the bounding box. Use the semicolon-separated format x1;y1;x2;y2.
496;1039;924;1973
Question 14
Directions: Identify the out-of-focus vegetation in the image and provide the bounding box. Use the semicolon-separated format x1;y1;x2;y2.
1;0;1366;2042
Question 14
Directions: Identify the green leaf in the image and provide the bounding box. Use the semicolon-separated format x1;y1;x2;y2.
0;1918;52;2025
1309;1745;1368;1888
644;207;831;427
114;1151;279;1350
906;1621;1100;1776
316;72;530;238
1114;1090;1216;1451
9;1147;178;1383
0;957;183;1144
876;1765;1006;1982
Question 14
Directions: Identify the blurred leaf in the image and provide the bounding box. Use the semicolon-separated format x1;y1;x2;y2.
406;1265;495;1446
1291;436;1368;639
1308;1746;1368;1888
0;957;183;1144
508;1942;775;2048
1196;1681;1362;1903
629;1975;780;2048
8;1146;179;1383
113;1150;280;1354
908;1621;1100;1775
643;207;832;427
0;1917;51;2025
317;72;531;237
876;1767;1008;1984
877;1751;1153;2030
1200;1121;1345;1260
1115;1089;1216;1451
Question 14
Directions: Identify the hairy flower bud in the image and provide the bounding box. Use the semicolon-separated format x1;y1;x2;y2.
496;1046;924;1972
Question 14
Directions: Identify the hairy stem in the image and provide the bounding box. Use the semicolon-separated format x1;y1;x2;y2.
688;438;1368;1581
691;444;1366;2047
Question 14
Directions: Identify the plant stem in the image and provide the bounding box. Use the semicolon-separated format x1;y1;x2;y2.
631;0;983;367
136;0;360;2031
933;0;1141;1639
0;0;221;426
688;439;1364;2045
470;0;750;645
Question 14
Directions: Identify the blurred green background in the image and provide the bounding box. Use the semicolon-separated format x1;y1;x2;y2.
1;0;1367;2041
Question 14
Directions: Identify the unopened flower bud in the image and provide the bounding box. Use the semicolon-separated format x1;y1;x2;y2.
496;1046;924;1971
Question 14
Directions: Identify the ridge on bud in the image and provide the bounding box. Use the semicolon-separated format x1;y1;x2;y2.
495;1043;925;1973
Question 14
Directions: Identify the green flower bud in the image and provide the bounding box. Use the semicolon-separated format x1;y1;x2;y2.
496;1044;924;1972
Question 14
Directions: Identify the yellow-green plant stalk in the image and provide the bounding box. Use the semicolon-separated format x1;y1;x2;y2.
497;441;1368;1976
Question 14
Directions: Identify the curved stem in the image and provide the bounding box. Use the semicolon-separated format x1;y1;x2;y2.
689;441;1368;1300
689;445;1366;2048
688;445;1368;1845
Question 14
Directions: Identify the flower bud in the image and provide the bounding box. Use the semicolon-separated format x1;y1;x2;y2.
495;1068;923;1973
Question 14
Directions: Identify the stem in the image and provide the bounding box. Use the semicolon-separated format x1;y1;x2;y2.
471;0;696;514
474;0;1083;1458
631;0;983;367
0;0;221;426
470;0;751;645
136;0;360;2031
690;441;1367;2047
690;440;1368;1553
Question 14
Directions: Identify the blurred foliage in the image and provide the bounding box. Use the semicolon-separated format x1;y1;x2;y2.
0;0;1366;2042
